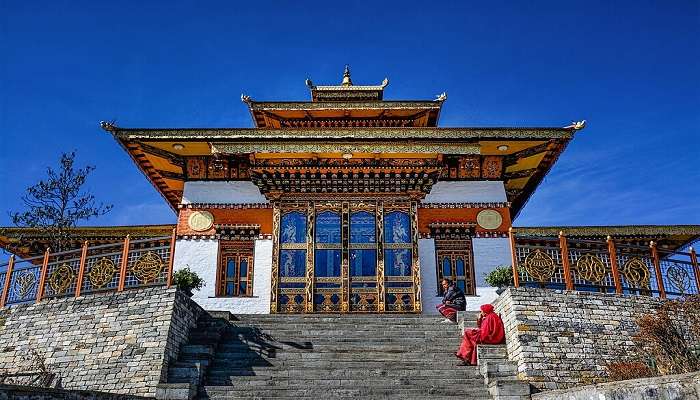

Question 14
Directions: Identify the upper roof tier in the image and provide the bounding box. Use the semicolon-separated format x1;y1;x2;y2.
242;66;445;128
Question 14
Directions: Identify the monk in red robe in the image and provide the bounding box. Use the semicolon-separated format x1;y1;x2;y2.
455;304;505;365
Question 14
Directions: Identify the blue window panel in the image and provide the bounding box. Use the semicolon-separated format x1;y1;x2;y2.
315;249;341;277
456;258;465;276
384;211;411;244
350;211;376;243
281;211;307;243
456;280;466;292
385;249;412;276
350;249;376;276
442;258;451;277
280;250;306;277
240;259;248;277
226;259;236;279
239;282;247;293
226;282;235;296
315;211;341;244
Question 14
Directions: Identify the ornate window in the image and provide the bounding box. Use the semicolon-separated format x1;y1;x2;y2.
315;210;341;277
350;211;377;277
218;242;254;297
383;211;412;276
280;211;307;279
431;223;476;296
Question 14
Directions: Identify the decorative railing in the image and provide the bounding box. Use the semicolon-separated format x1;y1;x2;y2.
0;229;176;307
509;229;700;298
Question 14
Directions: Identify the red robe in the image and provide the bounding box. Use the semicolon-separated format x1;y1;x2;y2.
456;307;505;365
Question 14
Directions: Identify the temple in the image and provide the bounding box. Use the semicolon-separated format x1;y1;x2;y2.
2;67;698;314
96;66;587;314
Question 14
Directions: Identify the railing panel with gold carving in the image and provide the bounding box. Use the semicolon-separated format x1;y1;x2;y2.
512;234;699;298
514;237;566;288
0;234;176;308
4;256;43;305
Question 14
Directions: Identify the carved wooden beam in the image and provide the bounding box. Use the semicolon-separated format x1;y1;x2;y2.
503;141;553;167
504;168;538;180
135;141;185;167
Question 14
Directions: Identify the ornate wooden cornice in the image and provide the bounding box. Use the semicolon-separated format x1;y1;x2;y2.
211;142;480;155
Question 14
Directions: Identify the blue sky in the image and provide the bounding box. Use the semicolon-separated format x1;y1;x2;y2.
1;0;698;228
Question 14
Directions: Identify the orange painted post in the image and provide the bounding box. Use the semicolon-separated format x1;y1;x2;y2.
75;241;89;298
508;227;520;288
649;241;666;299
167;228;177;288
0;256;15;308
607;236;623;294
689;247;699;295
559;232;574;291
117;235;131;292
35;248;51;303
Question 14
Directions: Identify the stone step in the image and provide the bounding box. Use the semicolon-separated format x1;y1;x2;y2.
205;376;485;386
216;342;459;352
200;385;491;399
205;366;482;379
208;359;469;370
212;350;460;362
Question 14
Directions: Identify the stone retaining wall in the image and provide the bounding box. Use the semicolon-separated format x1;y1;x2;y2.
0;287;202;397
493;287;686;390
531;371;700;400
0;384;149;400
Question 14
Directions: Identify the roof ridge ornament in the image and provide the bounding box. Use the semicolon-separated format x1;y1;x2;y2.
100;120;117;132
341;65;353;86
564;120;586;130
434;92;447;102
241;94;252;104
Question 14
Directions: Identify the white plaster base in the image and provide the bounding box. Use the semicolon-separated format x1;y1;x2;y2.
418;238;442;315
173;238;273;314
422;181;507;203
472;237;512;287
181;181;268;204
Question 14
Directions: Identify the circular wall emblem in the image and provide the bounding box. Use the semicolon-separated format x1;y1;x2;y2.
476;209;503;230
188;211;214;232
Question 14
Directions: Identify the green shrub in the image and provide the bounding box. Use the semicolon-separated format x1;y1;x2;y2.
173;267;205;293
484;265;514;287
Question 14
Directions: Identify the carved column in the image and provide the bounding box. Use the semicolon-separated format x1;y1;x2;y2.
410;201;422;313
376;201;385;312
304;202;315;313
270;203;281;313
341;202;350;313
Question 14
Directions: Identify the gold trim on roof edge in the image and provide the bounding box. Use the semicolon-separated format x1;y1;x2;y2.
248;101;440;110
211;142;480;154
513;225;700;237
112;127;574;140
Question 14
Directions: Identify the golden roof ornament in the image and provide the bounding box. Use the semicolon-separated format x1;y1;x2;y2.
564;120;586;130
341;65;353;86
434;92;447;102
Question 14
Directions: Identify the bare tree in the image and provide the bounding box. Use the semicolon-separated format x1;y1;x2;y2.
9;152;113;253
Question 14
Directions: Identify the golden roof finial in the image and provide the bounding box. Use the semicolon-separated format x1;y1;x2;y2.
341;65;353;86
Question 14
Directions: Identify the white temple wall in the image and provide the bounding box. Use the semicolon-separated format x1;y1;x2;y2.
471;237;512;308
173;238;273;314
418;239;441;314
181;181;268;204
422;181;507;204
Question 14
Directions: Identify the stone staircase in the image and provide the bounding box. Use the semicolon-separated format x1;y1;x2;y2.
160;312;496;399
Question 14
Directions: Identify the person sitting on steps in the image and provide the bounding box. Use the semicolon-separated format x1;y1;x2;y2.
455;303;505;366
436;278;466;323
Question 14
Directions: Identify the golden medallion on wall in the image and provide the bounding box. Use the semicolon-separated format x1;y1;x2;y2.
49;263;74;294
476;209;503;230
188;211;214;232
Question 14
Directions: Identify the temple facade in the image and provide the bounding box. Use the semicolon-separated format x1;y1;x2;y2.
101;67;585;314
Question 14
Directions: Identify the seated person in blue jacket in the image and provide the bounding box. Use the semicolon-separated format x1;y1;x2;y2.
436;278;466;323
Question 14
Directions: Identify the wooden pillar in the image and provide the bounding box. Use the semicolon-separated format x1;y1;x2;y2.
690;247;700;295
35;248;51;303
376;201;385;312
75;241;89;297
559;232;574;291
270;203;281;313
606;236;623;294
508;227;520;288
304;203;315;313
167;228;177;288
341;202;350;313
410;200;422;313
649;241;666;299
0;256;15;308
117;235;131;292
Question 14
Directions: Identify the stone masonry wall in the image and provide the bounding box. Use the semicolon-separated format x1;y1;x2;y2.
0;287;202;397
494;287;680;390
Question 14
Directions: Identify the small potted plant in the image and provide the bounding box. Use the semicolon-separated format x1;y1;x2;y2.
485;265;514;295
173;266;205;297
